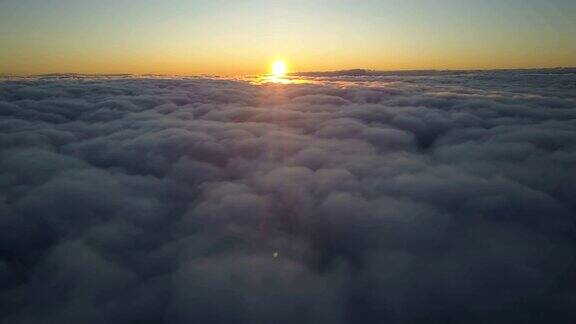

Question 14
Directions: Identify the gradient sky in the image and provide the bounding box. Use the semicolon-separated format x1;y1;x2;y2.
1;0;575;75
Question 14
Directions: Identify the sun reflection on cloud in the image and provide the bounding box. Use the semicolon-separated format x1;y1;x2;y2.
251;75;315;85
247;59;316;85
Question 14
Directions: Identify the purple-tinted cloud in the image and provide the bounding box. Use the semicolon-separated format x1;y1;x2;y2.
1;70;576;323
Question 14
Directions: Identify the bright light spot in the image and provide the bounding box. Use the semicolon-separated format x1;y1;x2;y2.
272;251;279;258
272;60;287;77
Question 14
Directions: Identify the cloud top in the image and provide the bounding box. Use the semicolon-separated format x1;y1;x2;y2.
1;70;576;323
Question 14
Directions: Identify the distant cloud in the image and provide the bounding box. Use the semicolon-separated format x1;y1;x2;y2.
1;71;576;323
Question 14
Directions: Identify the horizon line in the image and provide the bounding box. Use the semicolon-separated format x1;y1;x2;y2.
1;66;575;78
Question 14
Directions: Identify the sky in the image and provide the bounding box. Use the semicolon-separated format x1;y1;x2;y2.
1;0;575;75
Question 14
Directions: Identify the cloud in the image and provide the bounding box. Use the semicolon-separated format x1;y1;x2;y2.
1;71;575;323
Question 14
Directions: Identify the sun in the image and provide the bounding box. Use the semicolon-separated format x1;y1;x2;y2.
272;60;287;77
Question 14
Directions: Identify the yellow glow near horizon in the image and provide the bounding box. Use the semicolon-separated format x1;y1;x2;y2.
0;1;574;75
272;60;287;77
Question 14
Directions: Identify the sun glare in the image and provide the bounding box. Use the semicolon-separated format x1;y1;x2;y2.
272;60;287;77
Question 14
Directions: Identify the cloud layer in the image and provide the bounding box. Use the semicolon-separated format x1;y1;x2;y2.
1;71;576;323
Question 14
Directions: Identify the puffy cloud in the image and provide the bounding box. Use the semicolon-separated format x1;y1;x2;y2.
1;71;576;323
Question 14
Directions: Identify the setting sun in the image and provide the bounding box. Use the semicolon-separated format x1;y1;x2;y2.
272;60;287;76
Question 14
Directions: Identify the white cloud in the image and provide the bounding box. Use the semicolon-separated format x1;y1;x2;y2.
1;70;576;323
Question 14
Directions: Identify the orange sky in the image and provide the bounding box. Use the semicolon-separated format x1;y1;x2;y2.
1;0;575;75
